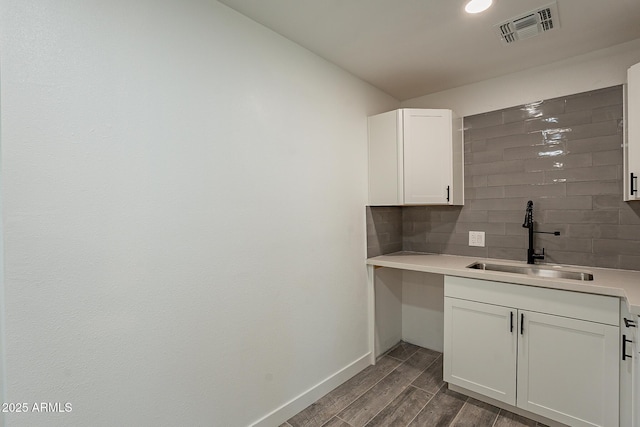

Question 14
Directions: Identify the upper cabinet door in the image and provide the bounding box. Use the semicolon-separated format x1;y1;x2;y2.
368;110;402;205
403;109;452;204
367;108;464;206
625;62;640;201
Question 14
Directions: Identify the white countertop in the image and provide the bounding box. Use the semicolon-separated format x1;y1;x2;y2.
366;252;640;315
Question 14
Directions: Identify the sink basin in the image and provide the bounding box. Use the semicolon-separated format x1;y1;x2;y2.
467;262;594;281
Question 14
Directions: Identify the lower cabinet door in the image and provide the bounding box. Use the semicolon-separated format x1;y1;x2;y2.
517;310;619;427
444;297;517;405
634;315;640;427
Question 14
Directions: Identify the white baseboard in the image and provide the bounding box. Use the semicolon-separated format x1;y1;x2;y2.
250;352;372;427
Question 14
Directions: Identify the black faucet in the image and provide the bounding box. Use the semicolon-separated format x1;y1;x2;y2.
522;200;560;264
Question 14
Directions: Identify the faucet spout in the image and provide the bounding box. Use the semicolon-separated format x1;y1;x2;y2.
522;200;533;229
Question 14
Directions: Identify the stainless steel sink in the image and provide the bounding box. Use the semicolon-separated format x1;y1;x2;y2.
467;262;594;281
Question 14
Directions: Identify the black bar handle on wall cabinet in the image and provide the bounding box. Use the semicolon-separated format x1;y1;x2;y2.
623;335;633;360
624;318;637;328
520;313;524;335
631;173;638;196
510;312;514;333
446;186;450;202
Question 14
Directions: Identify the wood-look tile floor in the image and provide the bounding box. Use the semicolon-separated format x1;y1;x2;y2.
282;342;549;427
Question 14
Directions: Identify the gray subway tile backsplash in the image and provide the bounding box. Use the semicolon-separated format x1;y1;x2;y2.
501;99;565;124
523;152;592;172
566;180;621;196
503;183;566;198
564;86;623;112
592;149;622;166
593;239;640;256
466;121;524;142
503;145;565;162
366;206;402;258
487;210;527;224
466;159;524;176
544;209;620;224
367;85;640;270
487;171;544;187
543;165;619;184
523;110;593;134
592;104;624;122
565;134;622;154
620;255;640;270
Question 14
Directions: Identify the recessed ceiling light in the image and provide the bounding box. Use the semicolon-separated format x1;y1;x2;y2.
465;0;493;14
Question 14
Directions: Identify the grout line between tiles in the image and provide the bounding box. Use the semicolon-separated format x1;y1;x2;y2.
403;385;437;427
332;414;353;427
491;409;502;427
423;353;442;371
361;373;421;427
448;400;467;427
332;356;408;423
488;410;500;427
361;351;435;427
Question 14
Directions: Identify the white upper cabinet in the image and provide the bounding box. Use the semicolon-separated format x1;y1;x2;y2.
367;108;464;206
625;62;640;201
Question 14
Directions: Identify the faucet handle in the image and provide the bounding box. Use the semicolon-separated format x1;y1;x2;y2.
533;248;545;260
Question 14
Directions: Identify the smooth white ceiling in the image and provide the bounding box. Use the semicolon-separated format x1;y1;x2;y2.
217;0;640;100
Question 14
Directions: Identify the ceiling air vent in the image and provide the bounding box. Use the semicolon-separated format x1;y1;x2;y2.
495;1;559;45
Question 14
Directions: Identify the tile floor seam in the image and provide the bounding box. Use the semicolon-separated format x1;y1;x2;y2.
403;385;437;427
385;342;420;362
409;382;435;394
332;359;405;424
487;410;500;427
289;346;542;427
491;409;502;427
333;414;353;427
413;353;439;373
415;353;442;386
405;348;419;360
361;384;413;427
356;349;434;427
447;399;468;426
333;358;404;420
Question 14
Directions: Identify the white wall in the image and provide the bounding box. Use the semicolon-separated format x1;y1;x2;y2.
0;1;398;426
402;38;640;117
374;268;402;357
372;269;445;357
402;272;444;353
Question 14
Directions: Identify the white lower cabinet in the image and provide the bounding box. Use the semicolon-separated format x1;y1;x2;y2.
444;298;517;404
444;276;620;427
621;302;639;427
517;311;619;425
636;316;640;427
635;315;640;427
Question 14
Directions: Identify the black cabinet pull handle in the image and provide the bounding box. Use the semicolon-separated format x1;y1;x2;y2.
446;185;450;202
631;173;638;196
623;334;633;360
624;318;637;328
510;311;514;333
520;313;524;335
